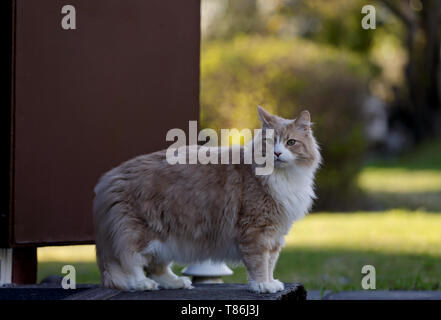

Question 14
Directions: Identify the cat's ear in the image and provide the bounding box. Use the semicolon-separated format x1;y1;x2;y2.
257;105;276;127
294;110;311;132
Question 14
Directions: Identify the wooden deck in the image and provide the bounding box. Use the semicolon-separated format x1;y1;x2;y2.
0;283;306;300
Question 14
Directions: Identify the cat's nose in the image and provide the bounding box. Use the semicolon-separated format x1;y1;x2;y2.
274;152;282;157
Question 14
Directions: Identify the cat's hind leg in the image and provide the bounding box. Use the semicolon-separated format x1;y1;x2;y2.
102;252;159;291
97;216;159;290
147;263;193;290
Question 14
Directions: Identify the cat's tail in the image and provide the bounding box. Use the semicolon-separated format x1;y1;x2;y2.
93;167;155;290
93;168;131;287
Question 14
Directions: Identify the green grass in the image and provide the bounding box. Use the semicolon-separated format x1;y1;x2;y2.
358;139;441;211
38;210;441;291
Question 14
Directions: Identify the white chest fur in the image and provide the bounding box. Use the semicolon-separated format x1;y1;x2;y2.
265;165;315;231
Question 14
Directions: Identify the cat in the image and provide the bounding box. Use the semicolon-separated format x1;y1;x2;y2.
93;106;321;293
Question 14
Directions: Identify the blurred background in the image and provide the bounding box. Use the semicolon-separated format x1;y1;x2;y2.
39;0;441;292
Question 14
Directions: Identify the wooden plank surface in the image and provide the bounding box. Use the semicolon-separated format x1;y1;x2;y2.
64;283;306;301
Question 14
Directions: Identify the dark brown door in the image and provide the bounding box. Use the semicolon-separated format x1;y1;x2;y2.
11;0;200;245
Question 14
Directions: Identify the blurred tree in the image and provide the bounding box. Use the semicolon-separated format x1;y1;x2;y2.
199;0;441;209
202;0;441;145
202;0;263;39
379;0;441;142
274;0;376;53
201;37;373;210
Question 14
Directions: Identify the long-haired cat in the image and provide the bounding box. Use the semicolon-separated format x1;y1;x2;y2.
93;106;320;293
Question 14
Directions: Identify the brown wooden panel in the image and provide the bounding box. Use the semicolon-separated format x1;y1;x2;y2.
0;1;14;247
12;0;200;245
12;247;37;284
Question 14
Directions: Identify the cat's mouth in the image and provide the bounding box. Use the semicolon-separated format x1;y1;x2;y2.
274;158;286;165
274;156;285;162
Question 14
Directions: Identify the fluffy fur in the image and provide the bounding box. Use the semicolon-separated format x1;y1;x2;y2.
93;106;321;293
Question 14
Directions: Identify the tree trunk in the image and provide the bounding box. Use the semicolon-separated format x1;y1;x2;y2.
382;0;441;142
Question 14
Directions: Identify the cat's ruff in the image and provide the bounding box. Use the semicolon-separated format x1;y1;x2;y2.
93;107;320;293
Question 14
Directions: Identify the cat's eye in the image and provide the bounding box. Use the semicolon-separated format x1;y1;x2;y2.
287;139;296;146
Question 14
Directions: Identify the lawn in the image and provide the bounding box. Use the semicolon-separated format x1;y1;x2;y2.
358;139;441;212
38;140;441;291
358;167;441;212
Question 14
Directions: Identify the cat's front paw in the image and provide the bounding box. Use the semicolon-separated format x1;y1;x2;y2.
270;279;284;291
249;280;285;294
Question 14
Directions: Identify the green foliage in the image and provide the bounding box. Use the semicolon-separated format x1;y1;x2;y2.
281;0;376;53
201;36;372;210
366;139;441;171
205;0;376;53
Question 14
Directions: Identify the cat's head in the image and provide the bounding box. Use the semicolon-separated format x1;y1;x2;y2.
257;106;321;170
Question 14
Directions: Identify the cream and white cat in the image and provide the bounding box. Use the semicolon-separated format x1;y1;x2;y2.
93;106;321;293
